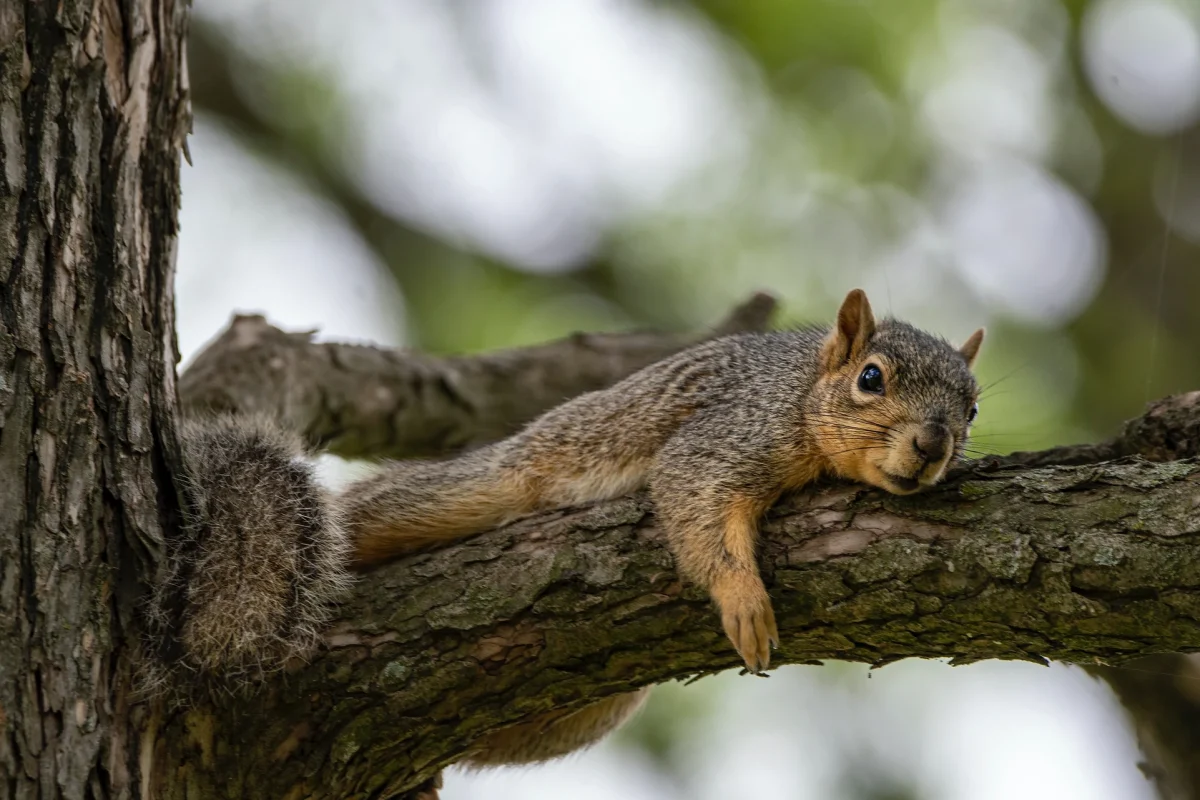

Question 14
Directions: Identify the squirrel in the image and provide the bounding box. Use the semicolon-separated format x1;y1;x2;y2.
342;289;983;669
152;288;983;792
338;288;984;786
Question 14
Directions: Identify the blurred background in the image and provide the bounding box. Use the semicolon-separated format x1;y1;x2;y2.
176;0;1200;797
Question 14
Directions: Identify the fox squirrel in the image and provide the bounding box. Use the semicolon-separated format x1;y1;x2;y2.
155;289;983;791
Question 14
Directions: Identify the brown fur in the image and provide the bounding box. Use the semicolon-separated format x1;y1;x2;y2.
348;459;537;567
959;327;986;367
461;689;651;767
709;496;781;672
337;288;984;774
411;692;651;800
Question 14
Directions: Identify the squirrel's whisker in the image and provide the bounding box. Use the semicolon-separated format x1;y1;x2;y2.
807;412;891;430
978;363;1030;394
822;445;892;458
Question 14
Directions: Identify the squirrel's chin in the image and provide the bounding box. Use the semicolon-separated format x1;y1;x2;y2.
875;470;946;495
880;473;920;494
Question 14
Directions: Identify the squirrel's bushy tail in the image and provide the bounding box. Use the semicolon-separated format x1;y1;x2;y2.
340;444;533;568
143;415;352;697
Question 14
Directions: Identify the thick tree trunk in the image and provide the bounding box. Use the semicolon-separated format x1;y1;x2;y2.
0;1;188;798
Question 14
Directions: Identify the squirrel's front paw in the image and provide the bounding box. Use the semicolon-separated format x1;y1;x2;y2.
710;571;779;673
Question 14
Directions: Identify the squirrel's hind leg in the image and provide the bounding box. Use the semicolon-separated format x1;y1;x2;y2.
459;689;651;768
413;693;648;798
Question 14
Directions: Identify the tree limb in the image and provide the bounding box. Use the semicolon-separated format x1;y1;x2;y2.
979;389;1200;800
177;292;777;458
170;306;1200;797
153;389;1200;797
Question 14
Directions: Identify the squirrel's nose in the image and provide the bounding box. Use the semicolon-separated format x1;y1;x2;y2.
912;423;950;465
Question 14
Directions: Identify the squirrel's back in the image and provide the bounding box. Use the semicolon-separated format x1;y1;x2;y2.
342;329;829;567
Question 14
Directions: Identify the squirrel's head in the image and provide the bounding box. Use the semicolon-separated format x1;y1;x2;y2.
809;288;984;496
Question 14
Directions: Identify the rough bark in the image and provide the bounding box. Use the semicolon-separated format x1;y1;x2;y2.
0;1;189;799
176;293;777;459
144;380;1200;797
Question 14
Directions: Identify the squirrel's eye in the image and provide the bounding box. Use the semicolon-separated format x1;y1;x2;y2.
857;364;884;395
967;403;979;423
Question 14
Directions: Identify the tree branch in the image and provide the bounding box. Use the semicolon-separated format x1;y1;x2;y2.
177;292;777;458
153;391;1200;797
171;300;1200;798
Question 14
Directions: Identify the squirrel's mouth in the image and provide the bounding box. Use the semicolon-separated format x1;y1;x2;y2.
881;472;920;493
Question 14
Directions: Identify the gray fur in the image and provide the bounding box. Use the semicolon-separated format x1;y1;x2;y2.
141;415;353;701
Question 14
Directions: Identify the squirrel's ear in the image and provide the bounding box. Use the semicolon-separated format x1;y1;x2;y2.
821;289;876;371
958;327;985;368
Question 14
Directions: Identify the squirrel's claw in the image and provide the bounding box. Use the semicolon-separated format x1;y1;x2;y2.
714;573;778;675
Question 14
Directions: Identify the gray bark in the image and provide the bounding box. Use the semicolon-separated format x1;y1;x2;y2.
0;1;189;798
